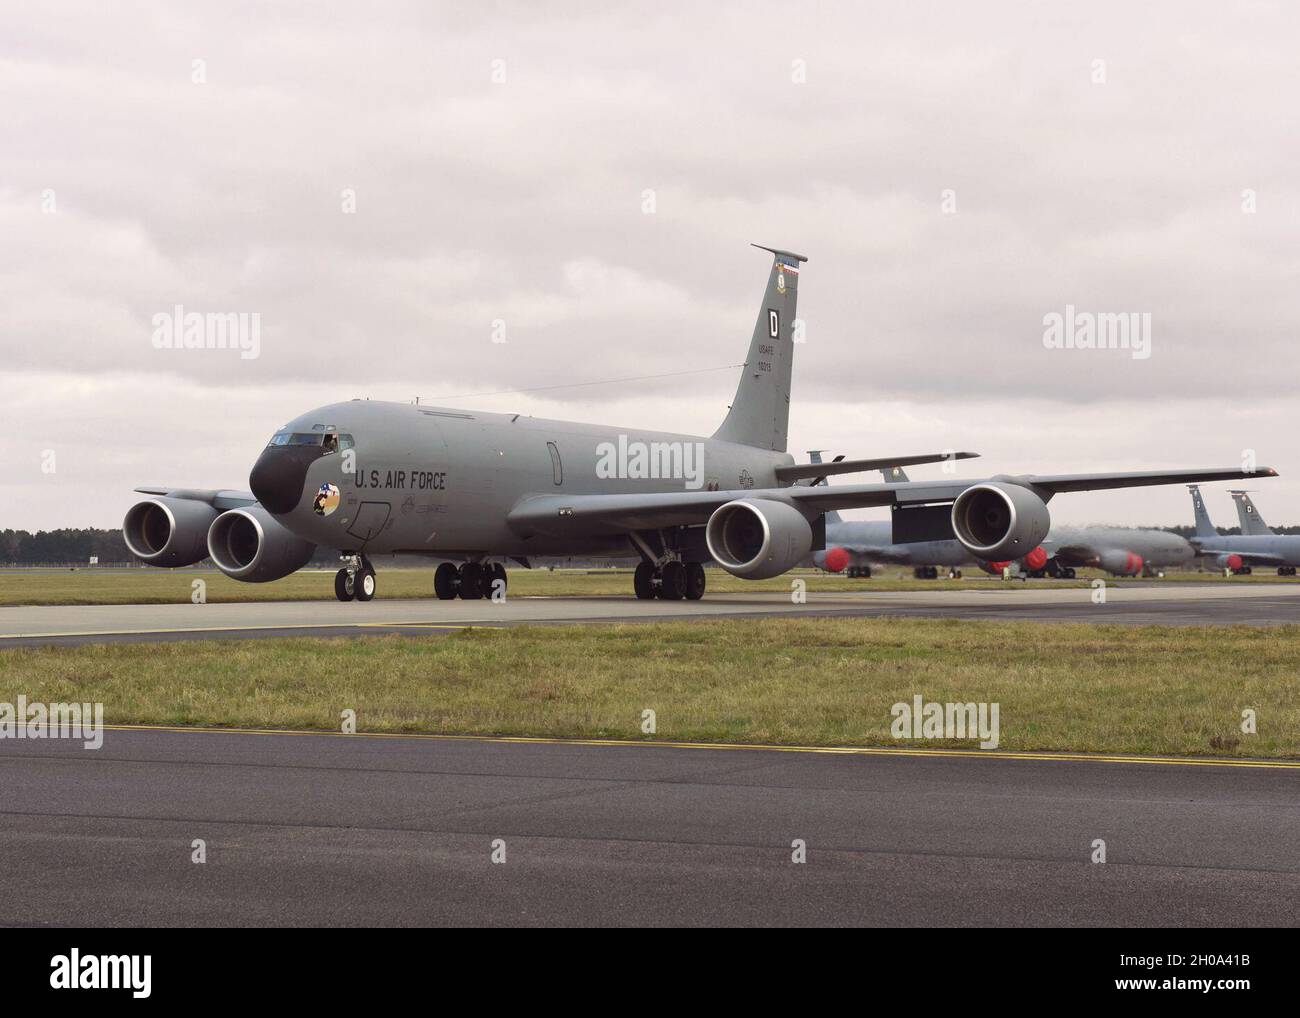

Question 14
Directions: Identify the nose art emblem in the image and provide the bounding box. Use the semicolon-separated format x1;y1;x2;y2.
313;483;341;516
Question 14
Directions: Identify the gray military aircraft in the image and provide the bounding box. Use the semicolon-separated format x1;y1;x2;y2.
122;245;1276;601
808;458;975;577
1187;485;1299;575
1229;490;1274;536
811;457;1195;579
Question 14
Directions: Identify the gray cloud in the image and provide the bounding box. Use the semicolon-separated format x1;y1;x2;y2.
3;1;1297;527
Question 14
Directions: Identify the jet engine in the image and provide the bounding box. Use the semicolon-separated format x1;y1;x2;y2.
122;497;219;567
705;498;814;579
1098;549;1144;576
951;482;1051;562
206;506;316;582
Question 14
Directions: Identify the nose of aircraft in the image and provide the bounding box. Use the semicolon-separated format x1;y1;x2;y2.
249;445;325;514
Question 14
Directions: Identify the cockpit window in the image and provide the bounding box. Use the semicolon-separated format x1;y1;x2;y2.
268;432;326;447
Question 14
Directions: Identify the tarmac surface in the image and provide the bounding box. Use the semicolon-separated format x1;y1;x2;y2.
2;583;1298;646
1;726;1296;927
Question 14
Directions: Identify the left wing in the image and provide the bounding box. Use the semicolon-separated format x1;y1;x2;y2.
507;467;1277;536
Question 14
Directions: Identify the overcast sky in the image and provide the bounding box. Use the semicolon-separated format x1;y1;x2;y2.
4;1;1298;530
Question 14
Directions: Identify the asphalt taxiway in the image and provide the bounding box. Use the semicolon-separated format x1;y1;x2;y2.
1;583;1297;646
1;726;1295;926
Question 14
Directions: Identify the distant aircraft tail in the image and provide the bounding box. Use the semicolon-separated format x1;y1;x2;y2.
1229;490;1274;535
713;245;807;452
1187;484;1217;538
808;451;841;523
881;465;910;483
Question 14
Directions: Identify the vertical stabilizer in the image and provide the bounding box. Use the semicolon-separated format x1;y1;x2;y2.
1188;485;1216;538
1229;490;1274;535
808;450;841;523
713;245;807;451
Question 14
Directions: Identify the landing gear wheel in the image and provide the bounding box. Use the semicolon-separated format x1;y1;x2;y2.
355;567;376;602
658;561;686;600
684;562;706;600
949;569;962;579
487;562;508;600
634;562;656;599
459;562;484;600
434;562;459;600
334;568;355;602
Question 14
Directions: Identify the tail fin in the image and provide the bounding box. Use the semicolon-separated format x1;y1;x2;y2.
1229;490;1274;535
1188;485;1216;538
713;245;807;451
808;450;841;523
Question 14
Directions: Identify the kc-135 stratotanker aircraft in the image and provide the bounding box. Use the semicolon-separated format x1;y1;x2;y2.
123;246;1276;602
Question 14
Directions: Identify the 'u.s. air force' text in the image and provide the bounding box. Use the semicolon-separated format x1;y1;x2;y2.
353;469;446;491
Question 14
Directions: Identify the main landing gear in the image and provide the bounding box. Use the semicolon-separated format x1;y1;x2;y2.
633;560;706;600
1278;566;1296;577
335;554;376;602
913;566;940;580
627;531;705;601
434;560;508;600
847;565;872;578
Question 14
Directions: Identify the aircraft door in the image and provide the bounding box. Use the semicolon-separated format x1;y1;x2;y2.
347;501;391;542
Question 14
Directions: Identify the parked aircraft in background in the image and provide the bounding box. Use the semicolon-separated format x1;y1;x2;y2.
1029;526;1194;578
1229;490;1274;536
813;455;1197;579
1188;485;1300;575
121;246;1275;601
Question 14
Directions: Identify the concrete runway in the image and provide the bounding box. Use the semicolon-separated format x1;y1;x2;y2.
2;583;1299;646
1;726;1296;927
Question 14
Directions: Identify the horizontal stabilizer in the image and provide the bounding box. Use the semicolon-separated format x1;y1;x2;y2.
776;451;979;482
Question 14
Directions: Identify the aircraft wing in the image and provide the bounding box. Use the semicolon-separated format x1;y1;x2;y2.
1047;543;1098;566
134;487;257;511
1194;547;1287;566
774;451;978;482
507;467;1275;536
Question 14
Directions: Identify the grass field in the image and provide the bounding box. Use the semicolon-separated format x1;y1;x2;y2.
2;617;1295;758
0;564;1289;606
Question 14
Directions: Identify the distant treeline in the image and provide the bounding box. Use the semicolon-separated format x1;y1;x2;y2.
4;524;1299;567
0;528;339;566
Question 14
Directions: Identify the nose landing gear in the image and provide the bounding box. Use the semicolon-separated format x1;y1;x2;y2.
335;554;376;602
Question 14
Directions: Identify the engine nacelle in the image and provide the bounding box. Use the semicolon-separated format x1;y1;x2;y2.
206;506;316;583
705;498;813;579
951;482;1051;562
122;497;219;567
1098;549;1144;576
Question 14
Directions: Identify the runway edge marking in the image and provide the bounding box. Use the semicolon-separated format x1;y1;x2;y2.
93;724;1300;770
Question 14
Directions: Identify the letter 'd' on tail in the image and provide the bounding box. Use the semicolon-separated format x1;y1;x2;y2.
713;245;807;452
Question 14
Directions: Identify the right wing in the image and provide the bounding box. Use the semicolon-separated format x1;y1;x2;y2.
134;487;257;510
775;451;978;482
508;466;1277;537
1193;547;1286;566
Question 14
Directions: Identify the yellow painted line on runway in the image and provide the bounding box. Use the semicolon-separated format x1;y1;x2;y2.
91;723;1300;770
0;622;492;640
